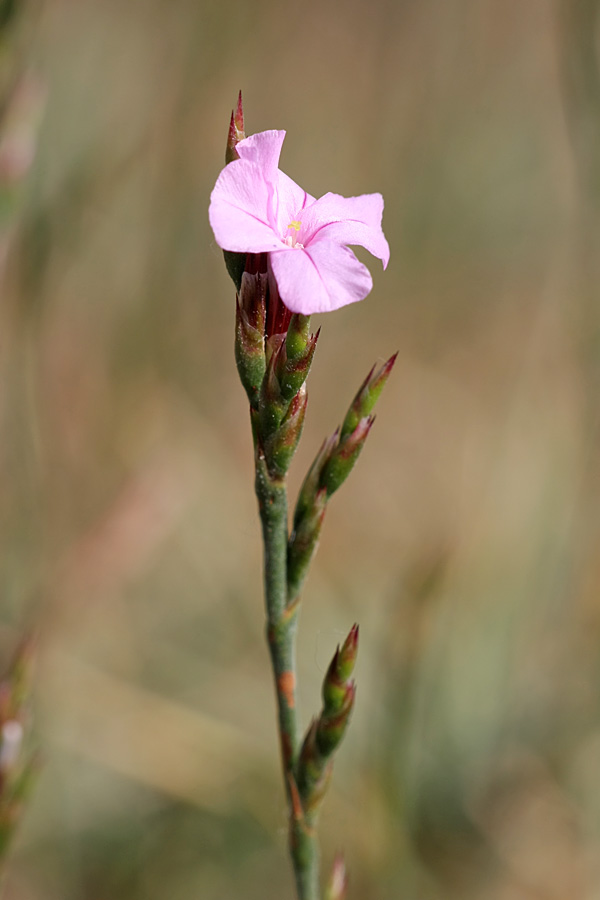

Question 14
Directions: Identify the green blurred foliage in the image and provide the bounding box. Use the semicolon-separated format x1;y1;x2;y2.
0;0;600;898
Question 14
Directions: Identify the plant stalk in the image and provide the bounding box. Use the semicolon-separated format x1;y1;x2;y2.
254;452;321;900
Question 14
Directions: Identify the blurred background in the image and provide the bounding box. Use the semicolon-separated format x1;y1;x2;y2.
0;0;599;897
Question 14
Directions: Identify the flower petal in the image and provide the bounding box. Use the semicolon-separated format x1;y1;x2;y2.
235;130;285;183
301;192;390;267
209;159;283;253
270;242;373;314
274;170;315;236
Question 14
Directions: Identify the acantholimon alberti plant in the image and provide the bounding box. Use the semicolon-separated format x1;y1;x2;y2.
209;93;396;900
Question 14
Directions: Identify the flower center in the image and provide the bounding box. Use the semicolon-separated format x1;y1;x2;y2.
284;220;304;249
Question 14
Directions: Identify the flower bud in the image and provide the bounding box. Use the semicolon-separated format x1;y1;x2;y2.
234;270;266;407
264;386;307;478
257;335;288;439
287;486;328;603
296;719;334;814
285;314;311;361
316;681;356;756
322;625;358;711
296;630;358;815
320;416;374;497
278;327;319;402
336;623;359;681
293;431;337;528
340;352;397;440
325;855;348;900
0;720;23;774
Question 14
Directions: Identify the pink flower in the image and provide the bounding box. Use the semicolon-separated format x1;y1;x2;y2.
209;130;390;315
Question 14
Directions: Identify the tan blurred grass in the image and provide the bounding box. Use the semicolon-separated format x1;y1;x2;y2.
1;0;600;898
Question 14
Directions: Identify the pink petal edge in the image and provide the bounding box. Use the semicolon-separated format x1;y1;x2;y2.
301;192;390;268
209;159;283;253
270;242;373;314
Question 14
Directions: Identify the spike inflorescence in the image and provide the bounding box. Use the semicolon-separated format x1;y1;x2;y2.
287;354;397;605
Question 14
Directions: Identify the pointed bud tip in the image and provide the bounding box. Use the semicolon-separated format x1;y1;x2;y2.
315;484;328;505
226;92;245;164
336;629;359;682
360;363;377;393
226;113;239;161
330;853;348;898
350;416;373;444
340;625;358;659
384;350;399;372
320;427;341;465
359;353;397;399
235;90;244;130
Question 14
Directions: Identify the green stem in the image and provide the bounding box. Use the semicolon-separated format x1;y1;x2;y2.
254;452;321;900
290;817;320;900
